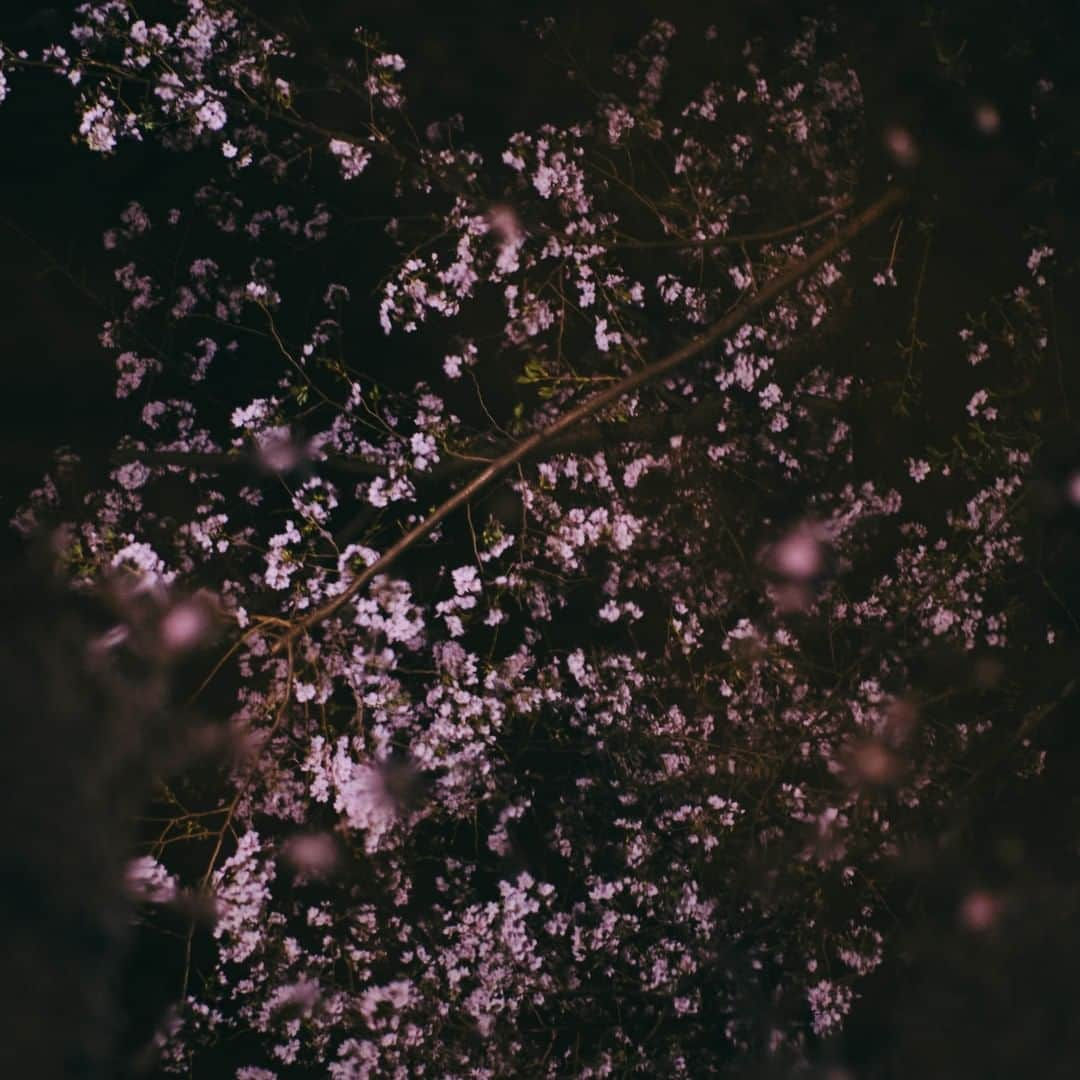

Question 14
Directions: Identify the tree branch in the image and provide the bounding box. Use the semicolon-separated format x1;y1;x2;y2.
276;186;907;648
611;197;854;251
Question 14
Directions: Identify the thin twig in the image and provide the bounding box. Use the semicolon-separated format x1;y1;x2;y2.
610;197;854;251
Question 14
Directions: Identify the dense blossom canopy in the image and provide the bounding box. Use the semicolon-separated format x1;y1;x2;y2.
0;2;1072;1076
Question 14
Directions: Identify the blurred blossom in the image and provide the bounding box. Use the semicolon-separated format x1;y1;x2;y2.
284;832;339;879
959;889;1003;932
846;739;903;787
160;598;213;653
488;203;522;245
973;101;1000;134
125;855;177;904
767;522;827;580
254;426;307;473
1066;470;1080;506
884;124;920;168
489;203;524;277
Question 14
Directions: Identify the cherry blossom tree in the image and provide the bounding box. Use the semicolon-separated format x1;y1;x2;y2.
1;3;1074;1076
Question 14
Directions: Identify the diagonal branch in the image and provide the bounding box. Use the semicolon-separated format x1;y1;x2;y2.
329;398;735;547
276;186;907;648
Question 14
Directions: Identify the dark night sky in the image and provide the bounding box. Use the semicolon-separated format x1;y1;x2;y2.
1;3;1080;1074
0;1;1075;564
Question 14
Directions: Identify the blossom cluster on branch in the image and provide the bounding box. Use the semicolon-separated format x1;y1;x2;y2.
1;4;1065;1076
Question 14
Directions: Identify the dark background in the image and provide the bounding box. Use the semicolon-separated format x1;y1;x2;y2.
1;2;1079;1075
